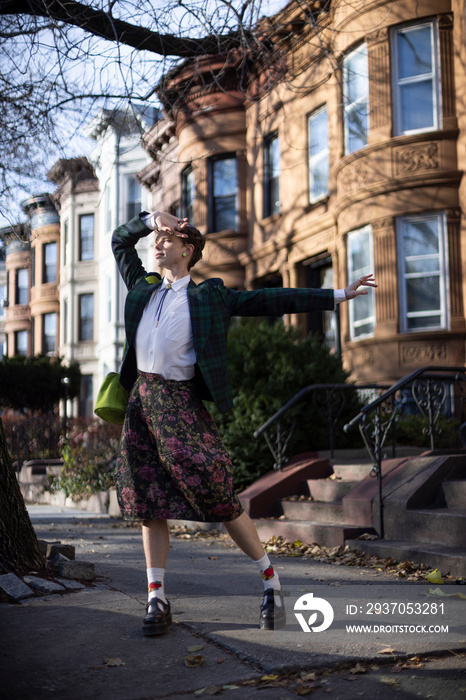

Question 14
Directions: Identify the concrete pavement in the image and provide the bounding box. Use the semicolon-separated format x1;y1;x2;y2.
0;506;465;699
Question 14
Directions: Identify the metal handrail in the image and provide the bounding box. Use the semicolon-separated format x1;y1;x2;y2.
254;382;390;470
343;365;466;539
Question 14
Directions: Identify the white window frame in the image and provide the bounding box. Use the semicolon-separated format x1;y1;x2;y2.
392;20;441;136
397;212;449;333
343;43;369;155
308;105;329;203
347;225;375;340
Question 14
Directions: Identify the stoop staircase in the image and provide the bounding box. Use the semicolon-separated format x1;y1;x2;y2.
240;450;381;548
239;448;466;577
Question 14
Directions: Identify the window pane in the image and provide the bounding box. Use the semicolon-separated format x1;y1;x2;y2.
398;25;432;79
182;168;194;221
16;268;29;304
406;276;440;313
79;215;94;261
347;226;375;339
213;158;237;196
79;294;94;341
16;330;28;355
403;218;439;257
43;242;57;283
400;80;434;132
407;315;441;330
43;312;57;353
405;257;439;274
265;135;280;216
127;176;141;220
344;44;369;154
345;46;369;103
309;108;329;201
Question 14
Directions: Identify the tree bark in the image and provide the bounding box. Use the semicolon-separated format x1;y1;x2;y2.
0;419;44;574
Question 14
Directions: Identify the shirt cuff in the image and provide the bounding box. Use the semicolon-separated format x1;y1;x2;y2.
334;289;346;304
140;212;152;228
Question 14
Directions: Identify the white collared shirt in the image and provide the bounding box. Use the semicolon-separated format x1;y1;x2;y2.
135;272;346;381
135;274;196;380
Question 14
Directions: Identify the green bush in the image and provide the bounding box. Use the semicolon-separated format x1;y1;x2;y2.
394;413;460;449
45;419;122;501
210;319;365;491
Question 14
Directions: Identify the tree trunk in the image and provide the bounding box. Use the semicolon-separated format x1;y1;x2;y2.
0;419;44;574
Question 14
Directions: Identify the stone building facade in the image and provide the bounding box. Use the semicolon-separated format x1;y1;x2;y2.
141;0;466;386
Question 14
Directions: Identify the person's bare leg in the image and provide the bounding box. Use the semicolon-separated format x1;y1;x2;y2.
224;510;285;629
223;511;265;560
142;518;170;568
142;519;171;636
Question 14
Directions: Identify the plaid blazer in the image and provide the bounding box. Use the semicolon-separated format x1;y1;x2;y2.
112;215;335;414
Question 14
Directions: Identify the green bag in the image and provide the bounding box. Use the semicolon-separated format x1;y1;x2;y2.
94;372;130;424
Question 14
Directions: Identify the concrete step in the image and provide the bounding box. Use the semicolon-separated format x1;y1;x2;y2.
331;463;375;481
395;508;466;547
308;479;360;502
346;539;466;578
442;481;466;510
253;517;372;548
282;499;346;524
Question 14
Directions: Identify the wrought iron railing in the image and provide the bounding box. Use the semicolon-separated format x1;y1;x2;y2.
4;415;63;474
254;383;390;471
343;366;466;538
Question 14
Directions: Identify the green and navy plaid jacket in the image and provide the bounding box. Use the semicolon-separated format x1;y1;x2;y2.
112;215;335;414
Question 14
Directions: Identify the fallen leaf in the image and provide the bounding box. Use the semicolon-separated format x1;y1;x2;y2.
301;672;317;681
296;684;316;696
261;674;279;681
203;687;223;695
380;676;399;687
378;647;397;655
349;663;366;674
187;644;205;653
185;654;204;667
103;657;125;667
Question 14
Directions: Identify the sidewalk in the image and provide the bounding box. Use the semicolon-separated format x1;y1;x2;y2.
0;505;464;699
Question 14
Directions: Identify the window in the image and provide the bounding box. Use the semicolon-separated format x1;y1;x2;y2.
0;285;5;318
79;375;93;417
42;242;57;283
343;44;369;155
42;312;57;354
397;212;448;332
15;330;28;356
127;176;141;220
104;185;112;233
63;220;69;266
209;155;237;232
392;21;440;135
106;275;112;323
63;298;68;344
78;293;94;341
182;166;195;222
347;226;375;339
15;268;29;305
79;214;94;261
264;133;280;217
31;249;35;287
308;106;329;203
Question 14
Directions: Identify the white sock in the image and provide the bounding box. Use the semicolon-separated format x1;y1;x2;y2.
252;554;281;591
147;567;167;604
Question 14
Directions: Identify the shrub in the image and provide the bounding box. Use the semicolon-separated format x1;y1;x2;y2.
45;419;122;501
210;319;365;490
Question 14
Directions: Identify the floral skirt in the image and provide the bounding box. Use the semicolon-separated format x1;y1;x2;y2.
115;371;243;523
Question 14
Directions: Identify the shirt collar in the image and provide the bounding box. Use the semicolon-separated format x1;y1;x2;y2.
161;274;191;292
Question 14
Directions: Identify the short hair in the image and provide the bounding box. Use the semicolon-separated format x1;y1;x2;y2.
182;224;205;270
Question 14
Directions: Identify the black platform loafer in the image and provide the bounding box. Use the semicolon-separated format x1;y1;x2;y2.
260;588;286;630
143;598;172;636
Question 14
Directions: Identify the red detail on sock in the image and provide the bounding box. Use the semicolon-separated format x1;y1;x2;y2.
148;581;162;592
261;566;275;580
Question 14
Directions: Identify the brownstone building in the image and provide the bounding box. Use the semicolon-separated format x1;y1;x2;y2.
140;0;466;386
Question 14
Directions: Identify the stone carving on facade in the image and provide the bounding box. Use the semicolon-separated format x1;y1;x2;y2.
394;142;439;176
371;217;394;232
366;27;389;46
75;263;98;280
401;343;447;364
348;348;374;367
446;208;461;222
256;248;288;278
338;160;370;193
